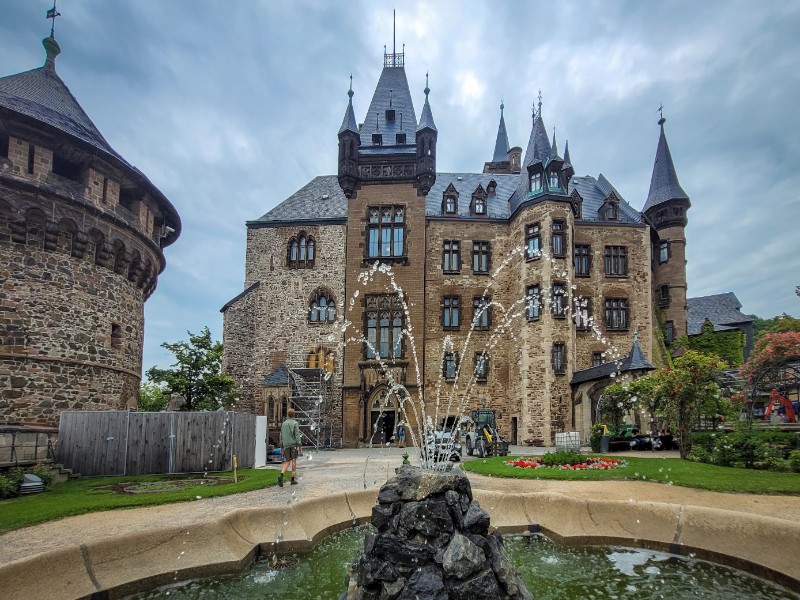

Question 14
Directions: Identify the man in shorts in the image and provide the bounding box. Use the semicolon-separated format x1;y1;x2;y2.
279;408;302;487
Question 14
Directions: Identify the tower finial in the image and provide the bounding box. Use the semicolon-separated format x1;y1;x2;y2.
538;89;543;116
393;8;396;60
46;0;61;38
532;100;536;121
348;74;354;99
424;72;430;97
389;89;393;107
500;98;504;113
658;102;665;126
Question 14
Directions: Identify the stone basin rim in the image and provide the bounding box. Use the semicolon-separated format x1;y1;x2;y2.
1;488;798;600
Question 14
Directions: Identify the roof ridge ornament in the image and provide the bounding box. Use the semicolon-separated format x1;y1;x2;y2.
46;0;61;38
658;102;665;126
348;74;354;99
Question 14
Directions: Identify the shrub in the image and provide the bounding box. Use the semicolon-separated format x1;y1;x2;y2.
540;450;585;466
788;450;800;473
589;424;604;453
26;463;55;487
0;474;19;499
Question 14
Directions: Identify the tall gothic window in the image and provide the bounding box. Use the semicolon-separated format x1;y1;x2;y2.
551;220;566;257
309;289;336;323
604;246;628;276
552;282;567;318
367;206;405;259
443;352;458;380
574;245;590;276
442;296;460;330
444;195;457;214
604;298;629;331
472;241;490;274
525;223;541;259
573;297;591;330
287;232;315;268
530;171;543;193
442;240;461;273
473;296;491;330
526;284;541;320
548;170;560;191
365;295;404;360
552;342;566;375
474;352;488;381
658;241;669;264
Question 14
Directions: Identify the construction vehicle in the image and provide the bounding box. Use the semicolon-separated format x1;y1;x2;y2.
764;388;797;423
462;409;509;458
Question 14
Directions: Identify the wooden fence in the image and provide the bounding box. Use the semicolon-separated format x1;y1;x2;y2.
57;411;257;476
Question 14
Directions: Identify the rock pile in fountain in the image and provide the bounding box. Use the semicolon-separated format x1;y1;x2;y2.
341;465;533;600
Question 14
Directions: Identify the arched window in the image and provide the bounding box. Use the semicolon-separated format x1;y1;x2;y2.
287;232;316;268
309;288;336;323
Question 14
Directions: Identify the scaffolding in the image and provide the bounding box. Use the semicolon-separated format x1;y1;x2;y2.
286;344;337;450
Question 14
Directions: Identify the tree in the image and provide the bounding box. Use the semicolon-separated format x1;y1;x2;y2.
137;381;169;412
647;350;728;458
741;331;800;384
750;313;800;340
145;327;238;411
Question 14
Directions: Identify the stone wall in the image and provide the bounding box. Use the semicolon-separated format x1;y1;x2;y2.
222;222;346;443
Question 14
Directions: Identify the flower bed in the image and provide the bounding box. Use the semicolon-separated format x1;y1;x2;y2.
505;456;626;470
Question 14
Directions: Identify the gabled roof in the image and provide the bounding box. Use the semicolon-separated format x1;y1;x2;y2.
571;340;655;385
248;176;348;226
569;175;643;224
491;103;510;162
643;119;689;213
687;293;752;335
426;173;517;219
361;66;417;145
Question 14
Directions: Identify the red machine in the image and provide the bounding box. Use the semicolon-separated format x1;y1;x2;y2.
764;389;797;423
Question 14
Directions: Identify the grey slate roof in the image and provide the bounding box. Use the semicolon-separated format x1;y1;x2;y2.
417;92;437;132
338;91;358;135
643;120;689;213
571;340;655;385
261;365;290;386
0;37;181;238
360;66;417;145
426;173;517;219
248;176;347;225
491;104;510;162
687;293;752;336
569;175;643;225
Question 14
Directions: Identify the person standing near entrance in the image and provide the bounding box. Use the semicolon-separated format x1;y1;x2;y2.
279;408;302;487
396;422;406;448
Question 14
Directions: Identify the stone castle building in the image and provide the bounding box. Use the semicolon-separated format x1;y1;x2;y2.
0;35;181;426
222;48;689;447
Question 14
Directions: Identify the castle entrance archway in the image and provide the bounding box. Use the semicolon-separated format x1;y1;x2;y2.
369;387;397;445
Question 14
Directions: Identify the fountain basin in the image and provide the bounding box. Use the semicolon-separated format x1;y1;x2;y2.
1;488;798;599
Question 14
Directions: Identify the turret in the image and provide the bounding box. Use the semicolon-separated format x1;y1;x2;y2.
483;101;519;174
337;76;360;199
644;114;690;339
415;74;437;195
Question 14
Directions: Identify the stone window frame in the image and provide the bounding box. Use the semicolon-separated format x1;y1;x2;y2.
551;219;566;258
604;297;630;331
552;282;567;319
111;322;123;351
364;294;404;360
574;244;591;277
525;223;541;260
664;320;675;344
472;296;491;331
442;351;459;381
603;246;628;277
441;295;461;331
552;342;566;375
592;352;603;367
287;231;316;269
658;240;670;264
526;284;541;321
659;284;671;308
471;185;487;216
366;206;406;262
471;241;491;275
442;240;461;274
309;288;336;323
474;351;489;382
573;296;592;331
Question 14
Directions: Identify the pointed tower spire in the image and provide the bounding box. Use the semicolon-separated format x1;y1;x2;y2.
337;75;360;198
491;100;510;162
643;114;689;213
417;71;437;132
551;126;562;160
416;72;437;195
338;74;358;134
563;140;572;166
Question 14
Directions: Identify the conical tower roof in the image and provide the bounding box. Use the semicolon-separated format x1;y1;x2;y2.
643;117;689;213
491;102;510;161
516;97;554;197
338;79;358;135
563;140;572;167
417;76;436;132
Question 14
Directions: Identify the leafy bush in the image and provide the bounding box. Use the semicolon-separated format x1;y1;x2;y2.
589;424;604;453
0;464;55;499
788;450;800;473
540;450;585;466
691;427;797;471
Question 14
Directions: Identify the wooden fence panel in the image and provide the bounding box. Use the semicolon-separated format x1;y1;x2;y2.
125;413;171;475
58;411;259;476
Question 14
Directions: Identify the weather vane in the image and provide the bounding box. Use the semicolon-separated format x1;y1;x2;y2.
658;102;664;120
46;0;61;38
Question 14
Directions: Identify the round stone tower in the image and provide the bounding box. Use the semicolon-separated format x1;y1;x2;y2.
0;35;181;425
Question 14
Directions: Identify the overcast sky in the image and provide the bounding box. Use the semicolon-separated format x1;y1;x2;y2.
2;1;798;371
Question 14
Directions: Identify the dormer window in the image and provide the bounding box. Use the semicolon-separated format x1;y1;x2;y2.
396;133;406;145
385;108;396;122
372;134;383;146
530;171;543;193
471;185;487;216
444;196;457;214
487;180;497;196
574;198;583;219
442;184;459;215
474;196;486;215
548;170;560;191
606;202;618;220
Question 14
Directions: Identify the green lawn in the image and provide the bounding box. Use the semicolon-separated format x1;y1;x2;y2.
461;455;800;495
0;468;278;533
